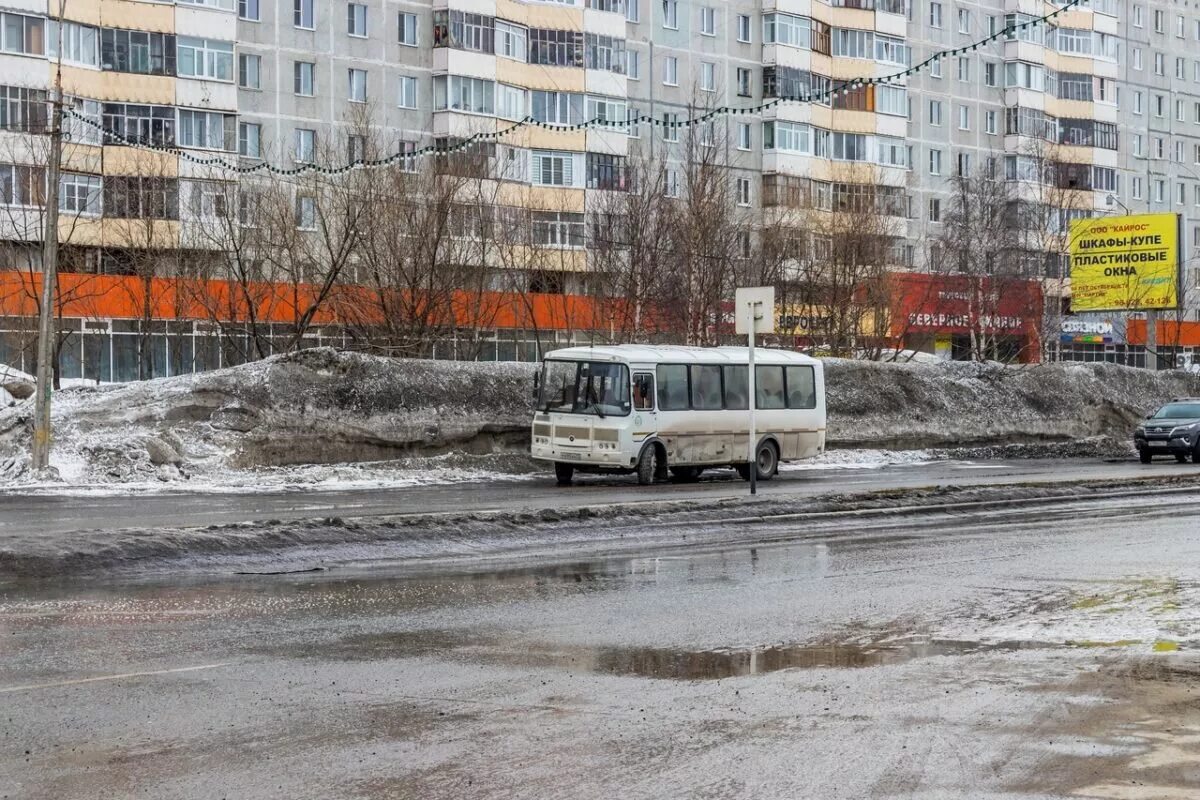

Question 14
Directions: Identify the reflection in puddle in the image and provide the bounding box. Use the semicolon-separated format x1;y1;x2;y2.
333;631;1047;681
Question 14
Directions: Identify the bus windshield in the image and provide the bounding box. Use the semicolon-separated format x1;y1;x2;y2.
538;360;630;416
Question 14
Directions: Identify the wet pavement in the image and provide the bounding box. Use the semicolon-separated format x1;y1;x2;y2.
4;493;1200;798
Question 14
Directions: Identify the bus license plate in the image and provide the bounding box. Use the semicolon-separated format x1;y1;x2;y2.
561;452;583;460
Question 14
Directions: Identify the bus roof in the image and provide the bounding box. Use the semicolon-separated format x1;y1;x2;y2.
543;344;822;366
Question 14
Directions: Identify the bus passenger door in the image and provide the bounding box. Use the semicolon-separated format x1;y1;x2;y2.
631;372;658;449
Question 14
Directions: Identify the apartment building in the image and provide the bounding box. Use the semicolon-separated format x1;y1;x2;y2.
1;0;1198;378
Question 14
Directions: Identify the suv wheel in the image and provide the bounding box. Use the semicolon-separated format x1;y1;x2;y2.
1139;448;1152;464
1176;453;1190;464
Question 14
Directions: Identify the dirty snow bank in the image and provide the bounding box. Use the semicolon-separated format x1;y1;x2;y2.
0;349;1196;489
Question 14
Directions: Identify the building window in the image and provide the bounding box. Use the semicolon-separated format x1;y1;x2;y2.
47;21;99;67
984;110;996;134
736;68;751;96
957;57;969;82
664;168;680;198
531;211;585;247
737;14;751;43
433;75;495;114
531;150;575;186
626;49;640;79
928;100;942;126
663;56;677;85
982;62;997;87
497;21;526;61
60;173;102;216
929;149;942;175
100;29;175;75
662;112;679;142
957;8;969;32
295;128;316;162
930;58;942;78
626;0;639;23
348;134;365;163
738;122;751;150
238;121;261;158
178;109;234;150
585;152;628;190
398;12;418;46
700;62;715;91
737;177;751;206
0;163;45;206
398;76;417;108
663;0;677;29
177;37;233;81
0;86;49;133
956;152;971;176
928;197;941;222
584;33;626;73
531;90;583;124
294;61;316;95
102;102;175;146
295;0;315;29
958;104;970;130
238;53;261;89
239;0;260;21
1154;8;1164;33
104;176;179;220
930;2;942;28
348;68;367;102
0;12;44;57
700;6;715;35
296;196;317;230
348;3;367;36
1133;5;1143;27
527;27;581;66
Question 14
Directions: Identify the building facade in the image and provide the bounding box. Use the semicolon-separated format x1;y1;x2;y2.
1;0;1199;380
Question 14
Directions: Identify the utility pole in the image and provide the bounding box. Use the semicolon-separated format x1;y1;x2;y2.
32;3;65;473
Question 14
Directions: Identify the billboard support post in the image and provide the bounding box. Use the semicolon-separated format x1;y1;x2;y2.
1147;310;1158;371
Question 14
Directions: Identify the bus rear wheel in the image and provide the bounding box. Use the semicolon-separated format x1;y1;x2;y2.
737;442;779;482
554;463;575;486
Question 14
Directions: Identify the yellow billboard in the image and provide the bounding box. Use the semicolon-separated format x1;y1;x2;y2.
1069;213;1180;311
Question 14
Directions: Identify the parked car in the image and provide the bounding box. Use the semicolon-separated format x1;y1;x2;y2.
1134;398;1200;463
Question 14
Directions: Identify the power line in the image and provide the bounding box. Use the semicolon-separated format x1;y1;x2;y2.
61;0;1087;176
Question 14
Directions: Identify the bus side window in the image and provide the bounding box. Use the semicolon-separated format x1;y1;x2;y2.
723;365;748;409
633;373;655;410
755;366;786;409
657;364;689;410
785;366;816;409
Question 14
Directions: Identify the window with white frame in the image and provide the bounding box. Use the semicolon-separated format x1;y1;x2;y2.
700;61;715;91
929;148;942;175
1133;5;1143;27
700;6;715;35
957;104;970;130
348;3;367;36
662;112;679;142
531;150;575;186
348;68;367;101
664;168;680;198
663;56;677;85
957;8;969;32
59;173;101;215
737;14;751;43
238;121;261;157
737;177;751;205
433;75;494;114
0;163;43;206
289;61;309;95
833;28;873;58
496;83;525;120
47;21;99;67
763;13;810;47
738;122;751;150
295;128;316;162
626;0;639;22
984;110;996;134
626;49;640;79
531;91;582;124
238;53;261;89
187;180;229;219
585;96;627;130
531;211;585;247
178;109;234;150
1132;177;1143;200
930;58;941;78
930;2;942;28
736;68;751;96
584;33;625;72
177;0;235;10
295;0;314;29
296;195;317;230
398;75;417;108
0;13;43;57
928;100;942;126
877;136;908;167
398;12;418;45
496;21;526;60
875;34;909;65
957;57;969;82
663;0;677;29
240;0;260;21
177;37;234;81
1154;8;1164;32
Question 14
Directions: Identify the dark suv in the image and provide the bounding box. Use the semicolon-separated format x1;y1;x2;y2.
1135;398;1200;463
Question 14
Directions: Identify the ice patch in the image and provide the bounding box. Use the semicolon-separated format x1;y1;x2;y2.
780;448;938;471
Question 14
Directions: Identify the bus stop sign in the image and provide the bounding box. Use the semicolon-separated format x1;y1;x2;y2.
735;287;776;335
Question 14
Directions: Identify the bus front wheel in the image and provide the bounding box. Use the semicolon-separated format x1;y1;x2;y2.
636;444;664;486
554;463;575;486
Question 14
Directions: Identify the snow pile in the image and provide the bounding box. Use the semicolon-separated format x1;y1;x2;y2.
0;348;536;487
824;359;1200;449
1;349;1197;489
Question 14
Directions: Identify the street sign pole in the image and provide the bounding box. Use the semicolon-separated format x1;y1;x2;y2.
735;287;774;498
747;300;757;496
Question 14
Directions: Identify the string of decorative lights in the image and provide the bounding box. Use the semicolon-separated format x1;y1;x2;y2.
62;0;1087;177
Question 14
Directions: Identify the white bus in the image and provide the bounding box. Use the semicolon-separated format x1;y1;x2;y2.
531;345;826;485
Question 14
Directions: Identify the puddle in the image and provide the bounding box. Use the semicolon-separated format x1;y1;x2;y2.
329;631;1049;681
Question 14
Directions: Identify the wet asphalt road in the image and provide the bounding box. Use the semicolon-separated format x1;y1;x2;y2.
1;457;1195;536
3;490;1200;798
